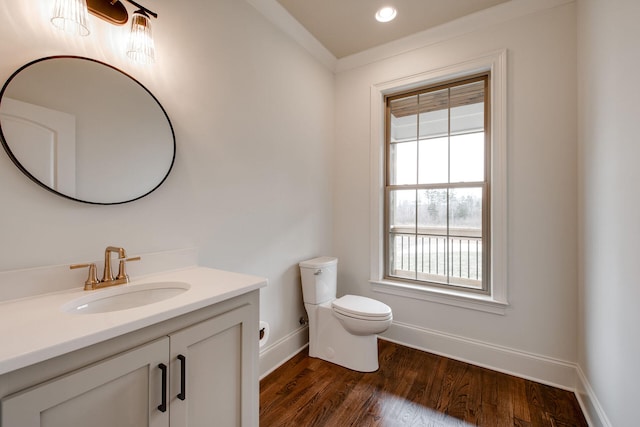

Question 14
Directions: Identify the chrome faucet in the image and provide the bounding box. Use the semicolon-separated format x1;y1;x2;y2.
70;246;141;290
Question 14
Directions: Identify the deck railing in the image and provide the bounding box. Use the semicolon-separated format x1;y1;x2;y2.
390;227;483;288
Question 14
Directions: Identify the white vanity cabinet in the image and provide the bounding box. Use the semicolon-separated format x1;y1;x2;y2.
169;304;254;426
0;292;259;427
1;337;170;427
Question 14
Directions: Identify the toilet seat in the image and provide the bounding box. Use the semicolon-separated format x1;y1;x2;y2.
332;295;392;321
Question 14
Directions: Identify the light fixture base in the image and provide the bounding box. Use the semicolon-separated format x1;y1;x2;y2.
87;0;128;25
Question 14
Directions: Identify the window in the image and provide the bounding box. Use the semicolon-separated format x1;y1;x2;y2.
384;75;490;293
370;50;507;313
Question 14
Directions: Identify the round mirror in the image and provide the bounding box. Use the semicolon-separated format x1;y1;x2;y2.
0;56;175;204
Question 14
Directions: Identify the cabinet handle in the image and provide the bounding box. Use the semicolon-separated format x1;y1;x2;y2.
158;363;168;412
177;354;186;400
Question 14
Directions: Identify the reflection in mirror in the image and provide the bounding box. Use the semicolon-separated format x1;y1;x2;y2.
0;56;175;204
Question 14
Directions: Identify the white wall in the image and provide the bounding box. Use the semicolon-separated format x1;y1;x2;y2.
0;0;334;372
334;2;578;381
5;2;636;423
577;0;640;425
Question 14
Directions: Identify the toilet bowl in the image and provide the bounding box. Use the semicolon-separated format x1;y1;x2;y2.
332;294;392;336
299;257;392;372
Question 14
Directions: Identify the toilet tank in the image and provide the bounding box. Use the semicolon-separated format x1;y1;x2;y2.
299;256;338;304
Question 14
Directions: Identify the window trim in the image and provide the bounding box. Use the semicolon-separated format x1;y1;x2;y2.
369;49;508;314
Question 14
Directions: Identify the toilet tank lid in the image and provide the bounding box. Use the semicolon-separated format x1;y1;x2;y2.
299;256;338;268
332;295;392;318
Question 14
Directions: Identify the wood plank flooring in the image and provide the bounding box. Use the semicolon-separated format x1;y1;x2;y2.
260;340;588;426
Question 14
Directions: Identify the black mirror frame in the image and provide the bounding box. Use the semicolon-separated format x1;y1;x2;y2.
0;56;176;205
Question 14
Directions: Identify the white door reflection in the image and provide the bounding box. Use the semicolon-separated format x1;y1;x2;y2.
0;97;76;196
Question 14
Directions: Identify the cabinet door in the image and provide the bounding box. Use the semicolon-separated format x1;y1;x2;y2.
1;337;170;427
169;304;258;427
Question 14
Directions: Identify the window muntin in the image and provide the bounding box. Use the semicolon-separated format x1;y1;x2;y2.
385;75;490;292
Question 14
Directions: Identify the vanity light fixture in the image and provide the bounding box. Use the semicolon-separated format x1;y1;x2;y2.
126;9;155;64
51;0;158;64
375;6;397;23
51;0;90;36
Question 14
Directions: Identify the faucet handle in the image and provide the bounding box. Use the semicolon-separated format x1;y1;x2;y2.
116;256;141;281
70;263;99;291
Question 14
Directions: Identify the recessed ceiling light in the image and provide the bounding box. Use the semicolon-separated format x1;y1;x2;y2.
375;6;397;23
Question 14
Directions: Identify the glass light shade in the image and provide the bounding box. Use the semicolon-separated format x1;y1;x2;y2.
126;11;155;65
51;0;90;36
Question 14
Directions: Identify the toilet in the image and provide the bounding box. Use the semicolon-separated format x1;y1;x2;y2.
299;256;392;372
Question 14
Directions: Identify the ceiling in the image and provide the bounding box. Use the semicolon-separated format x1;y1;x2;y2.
276;0;510;58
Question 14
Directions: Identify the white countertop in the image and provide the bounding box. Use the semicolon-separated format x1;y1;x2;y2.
0;267;267;375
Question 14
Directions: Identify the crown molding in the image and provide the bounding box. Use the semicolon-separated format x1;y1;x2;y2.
246;0;573;74
336;0;574;72
244;0;337;71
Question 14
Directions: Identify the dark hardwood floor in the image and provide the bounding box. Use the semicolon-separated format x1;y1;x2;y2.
260;340;588;426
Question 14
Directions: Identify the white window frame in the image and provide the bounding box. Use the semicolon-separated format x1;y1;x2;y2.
369;49;508;315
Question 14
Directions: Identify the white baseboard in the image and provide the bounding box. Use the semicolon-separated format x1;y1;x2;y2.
574;366;612;427
259;320;612;426
259;325;309;380
381;321;578;391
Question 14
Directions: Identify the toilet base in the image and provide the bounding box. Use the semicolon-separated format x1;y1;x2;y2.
306;303;380;372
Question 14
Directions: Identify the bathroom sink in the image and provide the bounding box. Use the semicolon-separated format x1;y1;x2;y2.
62;281;191;314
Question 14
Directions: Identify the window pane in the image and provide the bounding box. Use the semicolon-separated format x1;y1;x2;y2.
419;89;448;139
390;95;417;143
417;189;447;232
389;233;417;280
389;189;416;232
417;189;448;283
389;189;419;280
448;187;483;288
450;132;485;183
449;187;482;231
390;112;417;142
451;102;484;135
450;81;484;134
418;137;448;184
389;141;417;185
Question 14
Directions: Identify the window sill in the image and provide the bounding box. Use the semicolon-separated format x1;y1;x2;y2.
370;279;508;315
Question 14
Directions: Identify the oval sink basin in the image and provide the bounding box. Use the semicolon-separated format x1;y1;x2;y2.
62;281;191;314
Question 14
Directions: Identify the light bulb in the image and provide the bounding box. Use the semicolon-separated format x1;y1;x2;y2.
375;6;397;23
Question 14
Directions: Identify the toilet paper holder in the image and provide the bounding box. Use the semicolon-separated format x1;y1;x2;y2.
259;320;270;348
